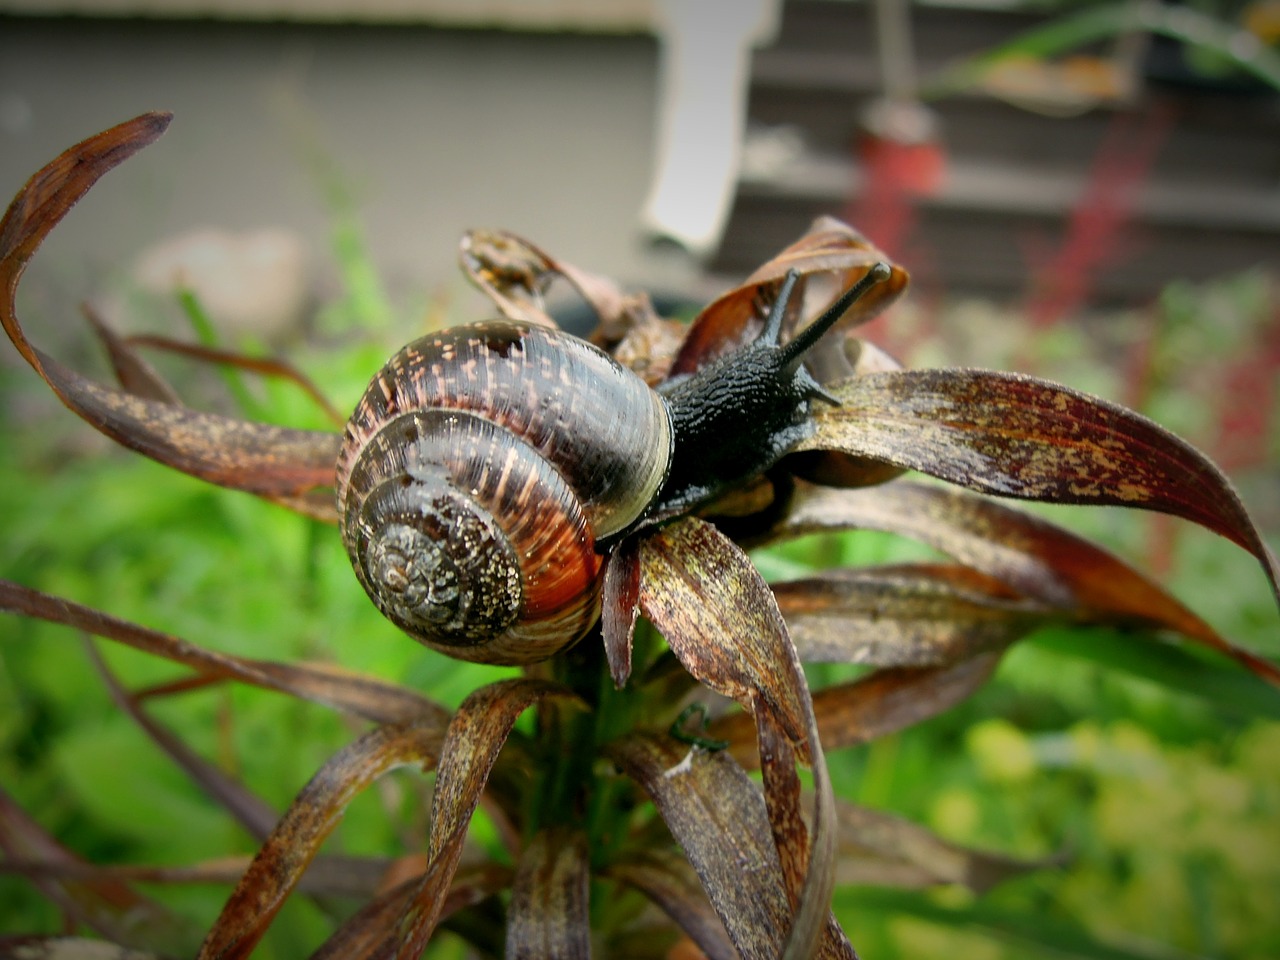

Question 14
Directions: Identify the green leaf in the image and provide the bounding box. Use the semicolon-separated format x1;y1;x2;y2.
1029;625;1280;720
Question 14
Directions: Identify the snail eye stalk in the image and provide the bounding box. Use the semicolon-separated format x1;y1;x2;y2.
649;264;892;522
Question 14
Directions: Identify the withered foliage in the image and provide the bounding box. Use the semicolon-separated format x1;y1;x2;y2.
1;114;1277;959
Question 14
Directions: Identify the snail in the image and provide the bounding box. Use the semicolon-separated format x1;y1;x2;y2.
336;264;891;665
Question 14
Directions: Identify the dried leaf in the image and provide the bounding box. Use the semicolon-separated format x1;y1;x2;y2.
602;537;642;688
607;735;795;960
801;370;1280;609
197;719;442;959
834;800;1054;892
606;849;736;960
712;654;1004;759
672;218;908;376
380;678;579;957
309;862;513;960
458;227;627;329
123;333;346;426
774;480;1280;684
1;579;448;726
0;787;192;954
773;563;1053;667
0;114;341;517
84;304;181;404
505;827;591;959
0;938;168;959
86;641;279;841
812;654;1003;752
637;518;849;959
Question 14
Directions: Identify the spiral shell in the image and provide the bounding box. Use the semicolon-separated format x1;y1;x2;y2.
337;321;671;664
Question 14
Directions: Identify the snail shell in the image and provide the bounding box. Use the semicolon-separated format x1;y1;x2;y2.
337;321;671;664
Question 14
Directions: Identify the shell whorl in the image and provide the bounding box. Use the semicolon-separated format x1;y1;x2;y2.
337;321;671;664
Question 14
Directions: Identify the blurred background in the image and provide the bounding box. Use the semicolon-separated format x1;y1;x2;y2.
1;0;1278;957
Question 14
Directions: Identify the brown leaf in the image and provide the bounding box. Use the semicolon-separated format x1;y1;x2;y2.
602;536;642;688
773;563;1053;668
801;370;1280;610
607;734;794;960
309;862;513;960
505;827;591;959
1;579;449;726
638;519;808;749
379;678;579;958
0;937;169;959
637;518;849;959
197;719;443;960
712;654;1004;759
0;114;341;517
672;218;908;376
834;800;1054;893
773;480;1280;684
0;787;192;954
84;303;181;404
123;333;347;426
458;227;627;329
86;641;280;841
606;849;736;960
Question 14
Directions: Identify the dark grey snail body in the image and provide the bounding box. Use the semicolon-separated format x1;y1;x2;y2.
337;265;890;665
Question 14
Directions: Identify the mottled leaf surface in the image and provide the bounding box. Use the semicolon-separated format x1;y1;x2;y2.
607;735;795;960
458;226;629;329
774;563;1053;667
505;827;591;960
637;518;850;959
774;480;1279;684
801;370;1280;607
0;112;340;519
381;678;578;958
713;654;1004;759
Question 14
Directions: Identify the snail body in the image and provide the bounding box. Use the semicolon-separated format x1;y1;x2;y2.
338;265;890;664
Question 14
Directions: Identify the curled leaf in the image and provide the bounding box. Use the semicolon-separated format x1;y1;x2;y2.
672;217;908;375
773;480;1280;684
197;719;442;959
800;370;1280;609
459;227;628;330
1;579;449;726
0;112;341;519
384;678;578;957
